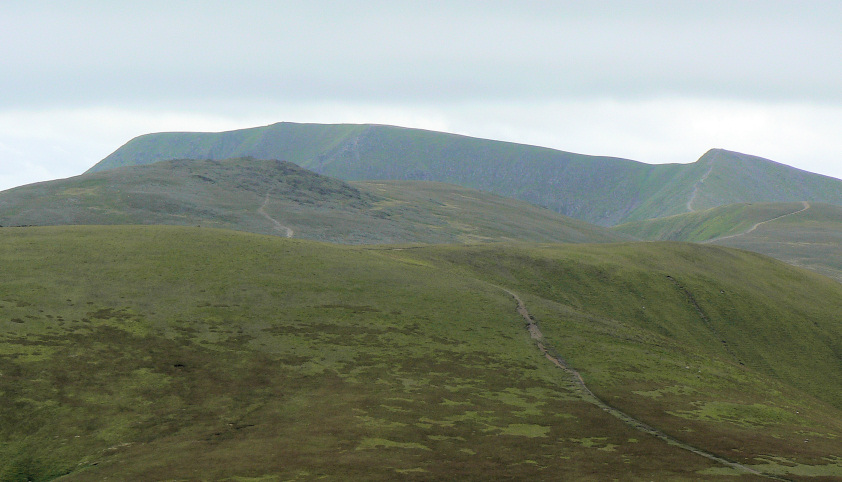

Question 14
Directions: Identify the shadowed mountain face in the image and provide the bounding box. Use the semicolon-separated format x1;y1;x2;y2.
0;157;625;244
88;122;842;225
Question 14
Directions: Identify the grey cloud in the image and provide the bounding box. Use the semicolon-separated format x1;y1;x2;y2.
3;1;842;109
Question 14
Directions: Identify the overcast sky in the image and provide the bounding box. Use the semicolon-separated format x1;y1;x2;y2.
2;0;842;191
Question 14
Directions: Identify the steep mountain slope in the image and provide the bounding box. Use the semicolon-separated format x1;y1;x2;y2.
615;202;842;282
2;226;842;480
675;149;842;214
88;122;842;225
0;158;624;244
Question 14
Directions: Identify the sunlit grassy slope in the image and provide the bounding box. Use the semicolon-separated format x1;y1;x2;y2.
615;202;842;282
0;158;623;245
1;226;841;480
614;203;809;242
87;122;842;225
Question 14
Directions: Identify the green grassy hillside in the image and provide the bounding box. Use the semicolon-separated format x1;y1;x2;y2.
615;202;842;282
614;203;808;242
714;202;842;282
1;226;841;480
680;150;842;214
0;158;624;245
398;242;842;478
87;123;842;225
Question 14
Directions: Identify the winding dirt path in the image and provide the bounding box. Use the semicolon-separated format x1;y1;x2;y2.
687;163;715;212
257;193;294;238
501;287;790;481
703;201;810;244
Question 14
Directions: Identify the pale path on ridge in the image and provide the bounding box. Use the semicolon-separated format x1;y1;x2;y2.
703;201;811;243
687;163;715;212
500;287;791;481
257;193;294;238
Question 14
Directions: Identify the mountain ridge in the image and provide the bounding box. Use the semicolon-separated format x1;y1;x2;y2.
88;122;842;226
2;157;625;245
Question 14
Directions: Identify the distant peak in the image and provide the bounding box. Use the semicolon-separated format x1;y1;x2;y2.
696;148;757;165
699;147;735;158
694;149;721;166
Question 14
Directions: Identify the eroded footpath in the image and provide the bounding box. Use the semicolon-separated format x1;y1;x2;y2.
501;288;791;481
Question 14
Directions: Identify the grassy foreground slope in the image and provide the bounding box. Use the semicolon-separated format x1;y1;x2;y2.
615;202;842;282
2;226;842;480
86;123;842;225
399;242;842;478
1;226;720;481
0;158;623;244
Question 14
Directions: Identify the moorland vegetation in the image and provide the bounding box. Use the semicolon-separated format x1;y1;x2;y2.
3;124;842;480
1;227;841;480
